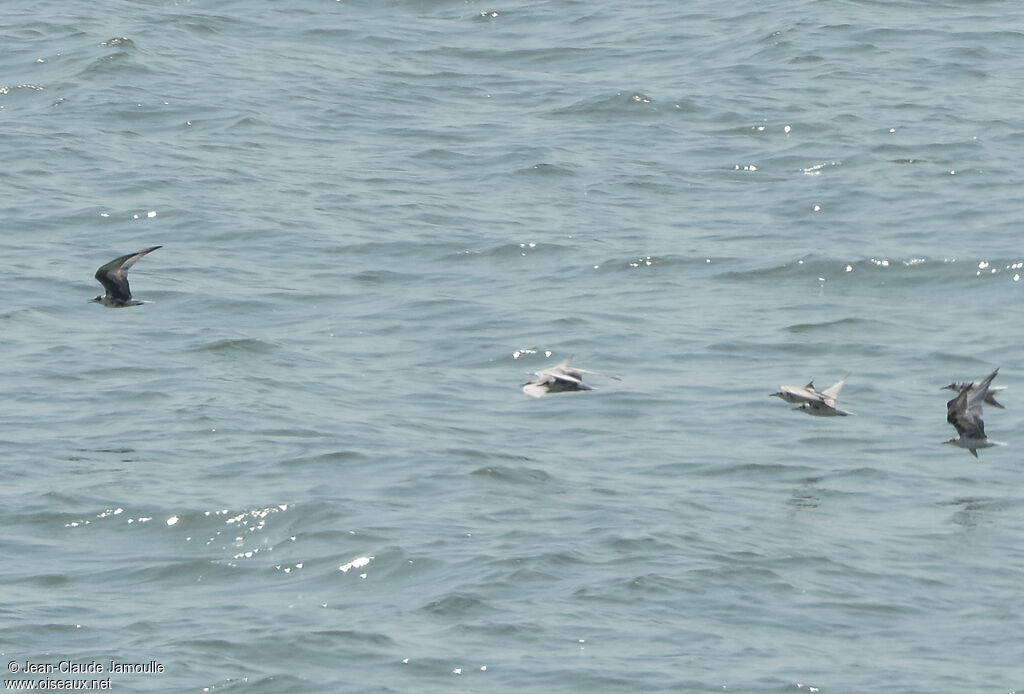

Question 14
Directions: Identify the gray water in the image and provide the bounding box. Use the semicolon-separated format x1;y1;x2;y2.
1;1;1022;692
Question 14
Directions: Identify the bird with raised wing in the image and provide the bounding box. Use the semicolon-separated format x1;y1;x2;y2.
945;367;1005;457
91;246;161;307
771;376;852;416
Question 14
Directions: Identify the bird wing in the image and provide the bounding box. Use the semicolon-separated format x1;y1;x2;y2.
982;383;1006;408
546;370;585;385
964;368;999;423
536;356;620;382
947;388;984;438
563;366;622;381
95;254;135;301
819;377;847;406
94;246;161;301
534;358;583;384
528;357;614;392
522;382;550;398
947;368;998;438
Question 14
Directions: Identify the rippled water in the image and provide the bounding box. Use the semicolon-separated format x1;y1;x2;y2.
2;1;1023;692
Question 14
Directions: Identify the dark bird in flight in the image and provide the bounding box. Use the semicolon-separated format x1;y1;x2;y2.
945;367;1004;457
91;246;161;307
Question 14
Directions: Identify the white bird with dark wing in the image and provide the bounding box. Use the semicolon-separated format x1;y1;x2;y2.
945;367;1005;457
771;376;852;416
522;357;619;398
91;246;162;307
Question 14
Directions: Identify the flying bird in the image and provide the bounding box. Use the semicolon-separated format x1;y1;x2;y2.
771;380;824;405
522;357;619;398
91;246;161;307
942;379;1006;409
771;376;852;416
945;367;1005;457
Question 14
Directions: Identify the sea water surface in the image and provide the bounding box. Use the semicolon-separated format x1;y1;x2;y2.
1;0;1023;692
